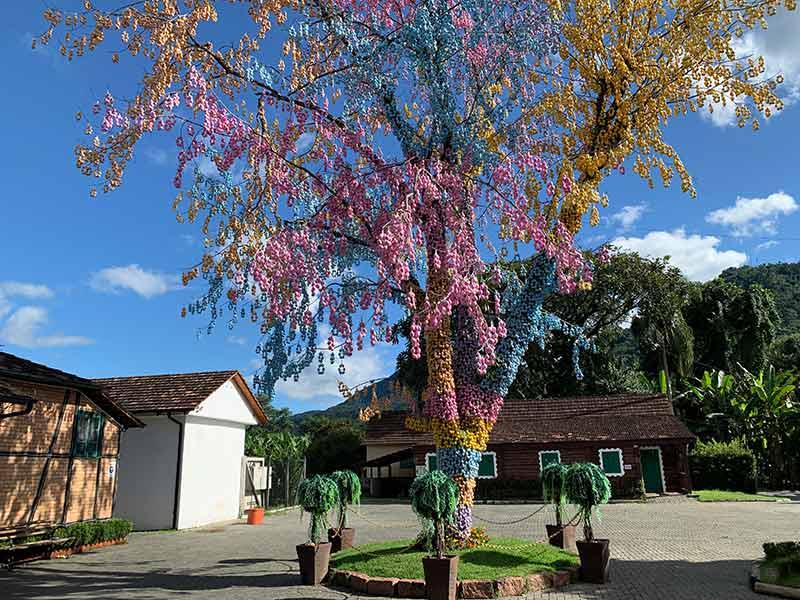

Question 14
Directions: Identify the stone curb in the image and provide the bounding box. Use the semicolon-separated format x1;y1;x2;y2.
325;565;579;598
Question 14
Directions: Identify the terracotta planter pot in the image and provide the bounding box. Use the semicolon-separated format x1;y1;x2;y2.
327;527;355;553
422;555;459;600
296;542;332;585
246;508;265;525
576;539;610;584
546;524;577;553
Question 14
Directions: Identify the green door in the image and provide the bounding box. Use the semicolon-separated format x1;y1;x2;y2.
640;448;664;493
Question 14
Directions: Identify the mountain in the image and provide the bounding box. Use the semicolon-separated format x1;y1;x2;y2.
718;262;800;335
292;371;416;424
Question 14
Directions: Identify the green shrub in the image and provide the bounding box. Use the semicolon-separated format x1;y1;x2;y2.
541;464;568;526
563;463;611;541
690;439;757;493
409;470;458;558
764;542;800;560
330;470;361;529
297;475;339;544
611;478;646;500
53;519;133;548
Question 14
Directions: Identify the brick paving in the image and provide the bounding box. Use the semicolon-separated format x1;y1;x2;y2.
2;499;798;600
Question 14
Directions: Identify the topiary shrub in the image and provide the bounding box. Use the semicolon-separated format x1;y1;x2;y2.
563;463;611;542
690;439;757;493
330;470;361;530
541;463;568;527
410;470;458;558
297;475;339;544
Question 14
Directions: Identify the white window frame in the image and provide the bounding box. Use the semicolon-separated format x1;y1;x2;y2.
538;449;562;472
425;452;437;472
598;447;625;477
477;451;498;479
640;446;667;493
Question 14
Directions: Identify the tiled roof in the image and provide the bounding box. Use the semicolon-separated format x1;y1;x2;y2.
0;352;143;428
365;394;695;446
94;371;267;424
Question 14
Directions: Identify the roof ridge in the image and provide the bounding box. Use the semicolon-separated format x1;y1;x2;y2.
92;369;238;381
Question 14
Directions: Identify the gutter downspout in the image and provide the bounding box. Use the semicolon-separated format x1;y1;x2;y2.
167;413;185;530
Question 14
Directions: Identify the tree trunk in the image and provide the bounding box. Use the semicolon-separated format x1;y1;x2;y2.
266;458;271;509
660;340;673;400
286;457;291;507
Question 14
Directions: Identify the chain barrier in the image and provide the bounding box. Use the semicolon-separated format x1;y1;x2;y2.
471;504;548;525
349;507;421;530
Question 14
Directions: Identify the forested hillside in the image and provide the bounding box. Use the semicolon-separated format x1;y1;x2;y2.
719;263;800;335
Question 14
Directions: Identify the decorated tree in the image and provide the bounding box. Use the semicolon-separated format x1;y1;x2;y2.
42;0;790;538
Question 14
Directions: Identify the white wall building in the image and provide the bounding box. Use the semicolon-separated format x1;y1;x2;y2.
94;371;267;530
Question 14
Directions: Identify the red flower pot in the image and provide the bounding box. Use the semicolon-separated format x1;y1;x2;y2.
246;508;265;525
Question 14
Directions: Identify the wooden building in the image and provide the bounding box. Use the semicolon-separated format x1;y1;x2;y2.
364;394;696;497
0;352;142;529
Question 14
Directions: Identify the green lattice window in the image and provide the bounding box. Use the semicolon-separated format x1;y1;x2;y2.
426;453;438;471
599;448;624;476
72;410;104;458
539;450;561;471
477;452;497;478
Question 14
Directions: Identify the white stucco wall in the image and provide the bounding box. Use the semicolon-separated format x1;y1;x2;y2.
115;415;183;531
189;379;258;425
116;377;261;530
176;415;247;529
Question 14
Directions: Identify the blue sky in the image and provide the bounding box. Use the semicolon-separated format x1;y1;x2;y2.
1;5;799;414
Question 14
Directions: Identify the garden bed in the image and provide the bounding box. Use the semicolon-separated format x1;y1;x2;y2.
327;539;579;598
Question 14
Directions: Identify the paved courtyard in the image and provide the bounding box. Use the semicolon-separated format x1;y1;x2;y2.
3;498;799;600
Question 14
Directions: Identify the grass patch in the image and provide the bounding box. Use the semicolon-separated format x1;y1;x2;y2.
761;561;800;589
690;489;783;502
330;539;578;580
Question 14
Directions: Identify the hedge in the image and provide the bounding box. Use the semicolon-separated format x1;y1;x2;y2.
764;542;800;560
53;519;133;547
689;440;757;493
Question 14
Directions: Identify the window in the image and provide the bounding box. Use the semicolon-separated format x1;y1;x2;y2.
477;452;497;479
72;410;104;458
399;457;415;469
598;448;624;477
538;450;561;472
425;452;438;471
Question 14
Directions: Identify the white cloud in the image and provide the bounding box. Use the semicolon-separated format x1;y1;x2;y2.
296;132;315;154
227;335;248;346
702;9;800;127
755;240;779;250
610;204;646;229
0;306;93;349
90;264;180;298
274;346;393;403
612;228;747;281
0;281;54;319
706;191;797;236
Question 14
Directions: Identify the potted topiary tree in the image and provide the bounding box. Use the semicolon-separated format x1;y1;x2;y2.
409;470;459;600
296;475;339;585
564;463;612;583
327;470;361;552
542;463;576;552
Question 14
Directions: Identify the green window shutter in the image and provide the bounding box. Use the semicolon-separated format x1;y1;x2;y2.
478;453;496;478
427;454;438;471
600;449;623;475
72;410;105;458
540;451;560;469
399;457;415;469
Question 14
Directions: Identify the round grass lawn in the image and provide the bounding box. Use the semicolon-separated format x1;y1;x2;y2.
330;539;578;580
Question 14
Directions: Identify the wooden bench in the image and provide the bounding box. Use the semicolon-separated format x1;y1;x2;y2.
0;525;72;569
